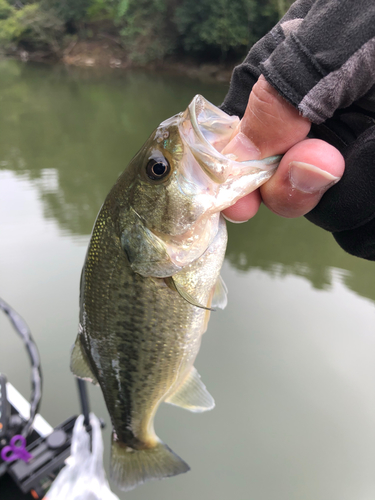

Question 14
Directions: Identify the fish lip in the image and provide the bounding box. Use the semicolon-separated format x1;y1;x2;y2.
186;95;234;183
188;96;214;153
182;95;282;185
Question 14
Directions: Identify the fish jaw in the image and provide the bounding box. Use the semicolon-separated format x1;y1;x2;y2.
203;155;280;213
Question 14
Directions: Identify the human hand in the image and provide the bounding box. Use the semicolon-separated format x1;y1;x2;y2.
221;76;345;222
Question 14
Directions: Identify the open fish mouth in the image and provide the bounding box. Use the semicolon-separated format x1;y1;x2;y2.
180;95;281;186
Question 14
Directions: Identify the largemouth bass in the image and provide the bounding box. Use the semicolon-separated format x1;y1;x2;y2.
71;95;280;491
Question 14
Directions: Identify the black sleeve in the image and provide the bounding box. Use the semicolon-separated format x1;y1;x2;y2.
305;119;375;261
221;0;375;122
220;0;315;118
220;0;375;261
261;0;375;124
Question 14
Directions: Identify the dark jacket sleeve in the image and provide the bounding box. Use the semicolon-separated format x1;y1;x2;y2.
261;0;375;124
220;0;315;118
221;0;375;261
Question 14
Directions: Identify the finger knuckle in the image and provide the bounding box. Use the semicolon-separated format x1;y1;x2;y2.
252;77;279;109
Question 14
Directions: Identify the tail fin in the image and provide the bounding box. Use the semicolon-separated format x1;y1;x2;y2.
111;437;190;492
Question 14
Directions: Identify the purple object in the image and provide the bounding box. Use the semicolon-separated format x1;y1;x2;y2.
1;435;32;463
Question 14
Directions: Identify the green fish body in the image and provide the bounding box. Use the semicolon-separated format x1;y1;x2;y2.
71;95;280;491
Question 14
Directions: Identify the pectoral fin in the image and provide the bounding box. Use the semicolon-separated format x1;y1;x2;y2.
164;367;215;412
211;275;228;310
164;277;215;311
70;336;99;385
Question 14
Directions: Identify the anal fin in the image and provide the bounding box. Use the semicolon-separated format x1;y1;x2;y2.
70;335;99;385
164;367;215;412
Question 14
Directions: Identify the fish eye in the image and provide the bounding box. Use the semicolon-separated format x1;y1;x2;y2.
146;158;171;181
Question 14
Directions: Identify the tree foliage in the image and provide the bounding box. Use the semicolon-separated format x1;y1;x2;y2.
0;0;296;63
0;0;13;20
116;0;178;63
175;0;257;58
0;2;63;52
41;0;91;23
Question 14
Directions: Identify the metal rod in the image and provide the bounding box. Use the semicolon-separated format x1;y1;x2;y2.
76;379;90;428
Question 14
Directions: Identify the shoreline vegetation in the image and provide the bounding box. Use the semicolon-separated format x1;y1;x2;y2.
11;38;236;82
0;0;294;79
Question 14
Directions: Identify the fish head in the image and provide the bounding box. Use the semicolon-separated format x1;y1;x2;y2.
117;95;280;278
126;113;205;237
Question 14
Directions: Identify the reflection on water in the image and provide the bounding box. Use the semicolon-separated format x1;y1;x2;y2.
1;60;375;500
226;208;375;302
0;59;227;236
0;59;374;301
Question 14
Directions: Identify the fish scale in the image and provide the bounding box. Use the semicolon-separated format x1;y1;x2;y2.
81;210;224;445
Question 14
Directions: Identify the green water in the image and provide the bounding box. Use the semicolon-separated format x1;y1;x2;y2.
0;59;374;500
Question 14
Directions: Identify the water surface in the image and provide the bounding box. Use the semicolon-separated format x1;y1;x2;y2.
0;60;375;500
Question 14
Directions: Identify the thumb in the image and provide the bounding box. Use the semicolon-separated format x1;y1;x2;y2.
221;75;312;221
222;75;311;160
221;75;344;222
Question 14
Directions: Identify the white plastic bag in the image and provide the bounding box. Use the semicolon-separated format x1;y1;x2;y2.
44;413;119;500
